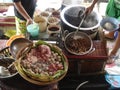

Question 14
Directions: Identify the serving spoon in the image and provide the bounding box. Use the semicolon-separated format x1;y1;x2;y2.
73;10;87;40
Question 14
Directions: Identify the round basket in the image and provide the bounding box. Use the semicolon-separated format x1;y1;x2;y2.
14;40;68;85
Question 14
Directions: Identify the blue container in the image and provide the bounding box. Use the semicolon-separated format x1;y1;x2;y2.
27;23;39;37
100;17;120;31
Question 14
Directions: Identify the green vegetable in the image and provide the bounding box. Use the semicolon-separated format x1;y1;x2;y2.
4;30;16;38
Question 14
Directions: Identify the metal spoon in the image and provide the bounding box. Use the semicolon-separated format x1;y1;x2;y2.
73;14;86;39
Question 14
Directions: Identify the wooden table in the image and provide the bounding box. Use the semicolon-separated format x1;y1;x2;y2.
57;29;108;75
62;40;108;75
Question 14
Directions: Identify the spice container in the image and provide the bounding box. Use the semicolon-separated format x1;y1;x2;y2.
34;15;47;32
47;24;61;36
40;11;50;18
47;16;60;25
27;23;39;37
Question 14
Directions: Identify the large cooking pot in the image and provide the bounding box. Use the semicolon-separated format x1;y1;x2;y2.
60;5;102;38
62;30;95;55
61;0;83;10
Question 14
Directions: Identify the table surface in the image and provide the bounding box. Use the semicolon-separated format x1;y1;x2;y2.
0;75;58;90
0;37;108;90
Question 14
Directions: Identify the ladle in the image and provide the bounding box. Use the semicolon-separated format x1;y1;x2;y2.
9;38;33;59
73;10;86;39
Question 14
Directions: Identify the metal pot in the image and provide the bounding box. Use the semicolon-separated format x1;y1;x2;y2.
62;30;95;55
61;0;84;10
60;5;102;37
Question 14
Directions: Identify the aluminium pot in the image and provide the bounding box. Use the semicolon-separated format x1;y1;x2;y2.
62;30;95;55
60;5;102;38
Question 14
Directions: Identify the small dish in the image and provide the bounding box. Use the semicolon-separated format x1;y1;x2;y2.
100;17;120;31
47;24;61;35
51;10;60;18
40;11;50;18
47;16;60;25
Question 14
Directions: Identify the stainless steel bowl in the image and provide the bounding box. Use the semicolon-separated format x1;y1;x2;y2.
0;57;18;79
64;31;94;55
